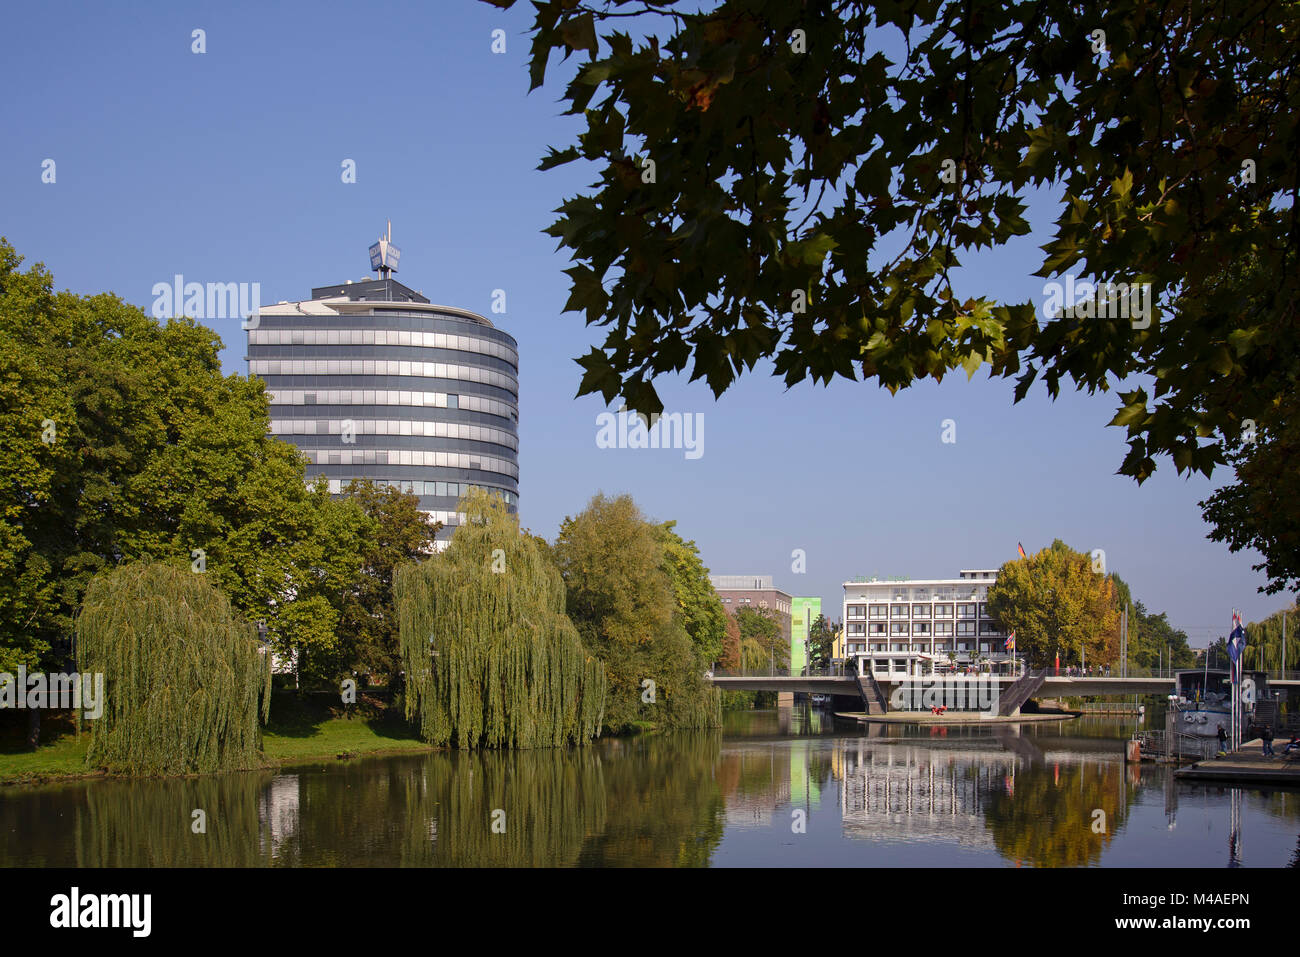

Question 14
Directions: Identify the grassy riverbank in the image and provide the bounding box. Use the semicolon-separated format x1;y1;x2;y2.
260;694;433;766
0;694;435;786
0;691;681;785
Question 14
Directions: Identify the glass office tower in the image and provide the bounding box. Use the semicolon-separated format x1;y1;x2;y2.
247;261;519;545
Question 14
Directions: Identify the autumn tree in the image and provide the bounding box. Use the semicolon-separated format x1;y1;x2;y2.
719;612;742;670
986;541;1120;669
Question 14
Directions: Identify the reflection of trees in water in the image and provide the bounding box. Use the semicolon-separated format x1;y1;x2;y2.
981;761;1128;867
718;747;789;806
67;774;275;867
277;749;608;866
2;733;728;867
1260;789;1300;822
805;746;835;796
577;732;724;866
422;748;607;866
282;735;724;866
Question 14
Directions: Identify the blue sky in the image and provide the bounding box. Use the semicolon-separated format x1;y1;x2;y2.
0;0;1282;644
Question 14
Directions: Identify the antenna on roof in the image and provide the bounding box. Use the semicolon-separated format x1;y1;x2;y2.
368;220;401;280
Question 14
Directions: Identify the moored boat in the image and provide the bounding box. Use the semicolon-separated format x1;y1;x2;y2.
1172;669;1267;738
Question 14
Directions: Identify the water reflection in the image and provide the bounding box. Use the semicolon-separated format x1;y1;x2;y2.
1;707;1297;867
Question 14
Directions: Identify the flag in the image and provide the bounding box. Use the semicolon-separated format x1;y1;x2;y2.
1228;611;1246;665
1005;631;1016;652
1017;542;1027;559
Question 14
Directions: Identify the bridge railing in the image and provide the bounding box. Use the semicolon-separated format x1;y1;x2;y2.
1106;667;1300;681
710;666;855;678
1132;730;1218;761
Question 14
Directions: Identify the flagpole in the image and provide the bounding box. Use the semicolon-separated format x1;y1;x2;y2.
1231;609;1237;751
1229;610;1234;752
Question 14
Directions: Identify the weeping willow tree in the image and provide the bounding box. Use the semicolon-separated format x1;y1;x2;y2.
76;563;272;775
396;488;605;749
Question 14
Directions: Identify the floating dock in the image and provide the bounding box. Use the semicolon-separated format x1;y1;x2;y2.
1175;739;1300;786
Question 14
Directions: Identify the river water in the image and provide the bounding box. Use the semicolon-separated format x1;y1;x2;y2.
2;707;1296;867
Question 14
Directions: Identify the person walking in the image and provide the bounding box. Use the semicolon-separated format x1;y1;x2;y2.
1217;724;1227;753
1261;724;1275;756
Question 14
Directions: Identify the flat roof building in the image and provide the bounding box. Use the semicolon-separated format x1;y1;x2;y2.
710;575;794;659
247;230;519;544
842;570;1012;678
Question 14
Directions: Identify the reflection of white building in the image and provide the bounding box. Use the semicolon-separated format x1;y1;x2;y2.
724;801;775;829
838;746;1010;848
842;570;1013;677
258;774;300;856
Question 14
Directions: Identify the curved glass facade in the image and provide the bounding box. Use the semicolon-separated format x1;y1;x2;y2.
248;280;518;542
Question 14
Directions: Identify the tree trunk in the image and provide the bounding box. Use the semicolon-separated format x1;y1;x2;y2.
25;707;41;749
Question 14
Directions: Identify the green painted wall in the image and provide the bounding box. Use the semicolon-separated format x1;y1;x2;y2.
791;597;821;673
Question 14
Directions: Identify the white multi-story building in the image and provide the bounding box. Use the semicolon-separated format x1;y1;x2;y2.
248;230;519;547
841;569;1012;677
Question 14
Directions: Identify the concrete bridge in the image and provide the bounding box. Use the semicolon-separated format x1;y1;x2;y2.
711;674;1174;696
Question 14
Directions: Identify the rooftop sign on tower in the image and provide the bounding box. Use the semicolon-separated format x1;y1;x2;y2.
368;220;401;279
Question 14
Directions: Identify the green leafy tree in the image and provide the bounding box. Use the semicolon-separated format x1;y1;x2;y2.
490;0;1298;574
1204;637;1231;672
395;488;605;749
658;520;727;666
735;605;785;671
329;480;441;683
1201;391;1300;597
1131;602;1196;672
0;239;375;734
986;541;1119;669
0;332;64;680
552;493;719;732
1107;572;1194;673
807;614;839;669
1242;604;1300;674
